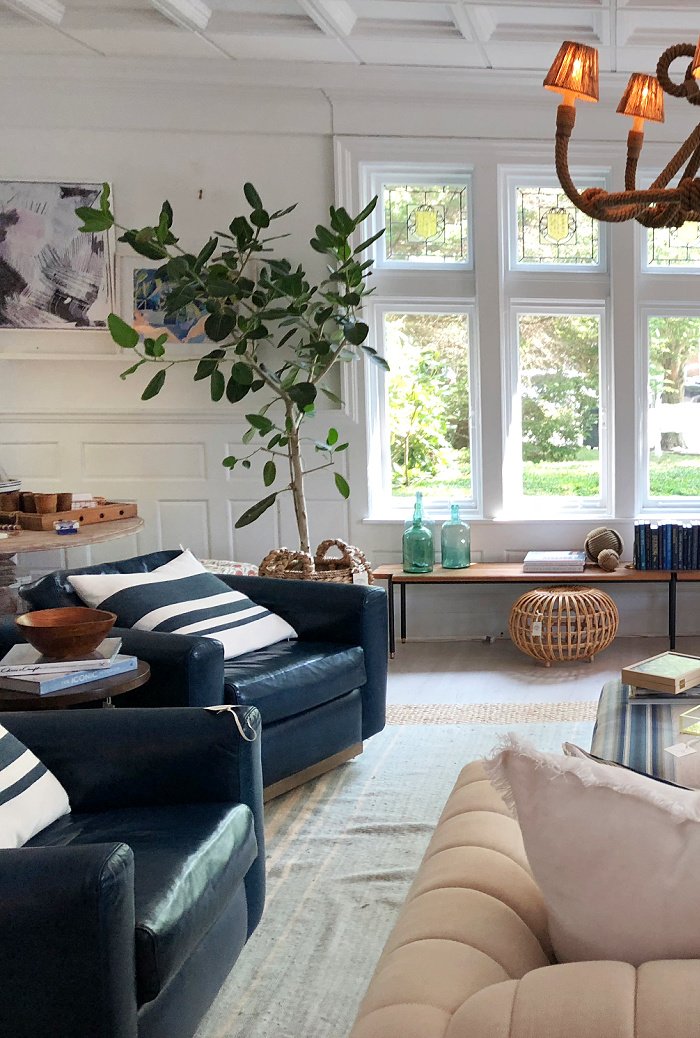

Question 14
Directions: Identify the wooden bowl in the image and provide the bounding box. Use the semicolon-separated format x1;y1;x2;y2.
16;607;117;660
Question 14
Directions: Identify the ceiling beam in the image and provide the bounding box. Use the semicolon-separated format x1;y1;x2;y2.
2;0;64;27
150;0;211;34
297;0;356;38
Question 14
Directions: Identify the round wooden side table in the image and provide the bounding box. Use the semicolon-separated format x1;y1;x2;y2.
0;660;150;710
509;586;619;666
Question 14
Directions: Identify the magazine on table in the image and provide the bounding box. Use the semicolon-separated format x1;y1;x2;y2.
0;654;137;695
0;637;123;676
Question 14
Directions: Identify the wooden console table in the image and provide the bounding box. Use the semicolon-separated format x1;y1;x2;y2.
372;563;687;658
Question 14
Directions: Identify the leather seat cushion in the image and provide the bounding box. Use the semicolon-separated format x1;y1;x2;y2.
224;641;366;725
29;802;257;1006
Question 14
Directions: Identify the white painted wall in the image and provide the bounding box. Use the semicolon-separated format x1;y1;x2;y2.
1;66;697;637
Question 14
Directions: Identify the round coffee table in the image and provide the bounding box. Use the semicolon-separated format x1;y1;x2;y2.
0;660;150;710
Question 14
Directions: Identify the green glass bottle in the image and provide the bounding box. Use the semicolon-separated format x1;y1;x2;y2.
402;491;434;573
441;503;471;569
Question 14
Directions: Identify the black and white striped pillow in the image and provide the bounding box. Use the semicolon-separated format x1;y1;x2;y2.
0;724;70;849
68;561;297;661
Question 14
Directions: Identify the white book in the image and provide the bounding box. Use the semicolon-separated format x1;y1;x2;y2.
0;637;123;676
523;551;586;572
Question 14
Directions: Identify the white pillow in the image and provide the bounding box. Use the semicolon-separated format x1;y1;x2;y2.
484;734;700;966
0;723;70;848
68;550;297;661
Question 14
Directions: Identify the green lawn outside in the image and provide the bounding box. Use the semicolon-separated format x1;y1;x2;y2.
392;452;700;499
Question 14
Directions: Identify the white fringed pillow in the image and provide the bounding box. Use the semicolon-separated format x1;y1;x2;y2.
0;723;70;848
484;734;700;966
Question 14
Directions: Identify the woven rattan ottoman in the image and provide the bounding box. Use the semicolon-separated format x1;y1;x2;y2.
509;585;619;665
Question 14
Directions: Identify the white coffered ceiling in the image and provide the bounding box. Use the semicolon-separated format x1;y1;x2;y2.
0;0;698;75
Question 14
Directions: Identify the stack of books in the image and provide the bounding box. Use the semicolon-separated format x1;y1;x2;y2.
633;520;700;571
522;550;587;574
622;651;700;704
0;638;137;695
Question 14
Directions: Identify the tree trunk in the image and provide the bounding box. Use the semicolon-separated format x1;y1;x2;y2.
287;417;310;554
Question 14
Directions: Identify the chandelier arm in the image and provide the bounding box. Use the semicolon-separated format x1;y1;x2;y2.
649;124;700;190
553;104;599;217
680;141;700;184
624;130;643;191
656;42;696;98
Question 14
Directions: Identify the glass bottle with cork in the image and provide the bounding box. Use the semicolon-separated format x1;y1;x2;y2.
402;491;434;573
441;502;471;569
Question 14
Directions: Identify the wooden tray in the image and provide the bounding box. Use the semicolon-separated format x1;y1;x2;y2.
17;501;137;531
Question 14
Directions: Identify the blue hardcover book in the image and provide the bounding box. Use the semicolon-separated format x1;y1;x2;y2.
650;523;660;569
665;523;673;570
658;523;669;570
693;521;700;571
0;655;137;695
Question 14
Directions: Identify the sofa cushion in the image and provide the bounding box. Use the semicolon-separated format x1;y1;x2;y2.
224;641;366;725
68;551;297;660
27;801;257;1005
0;722;70;848
484;734;700;966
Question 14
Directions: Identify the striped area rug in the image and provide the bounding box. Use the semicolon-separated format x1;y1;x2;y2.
195;716;594;1038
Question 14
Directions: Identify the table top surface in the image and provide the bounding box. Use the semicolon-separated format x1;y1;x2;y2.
0;659;150;709
0;516;143;554
372;562;678;583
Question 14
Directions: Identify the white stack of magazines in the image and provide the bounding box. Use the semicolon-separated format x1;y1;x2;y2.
0;638;137;695
522;550;587;574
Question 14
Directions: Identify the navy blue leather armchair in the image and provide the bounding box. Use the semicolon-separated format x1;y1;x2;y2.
16;549;389;797
0;706;264;1038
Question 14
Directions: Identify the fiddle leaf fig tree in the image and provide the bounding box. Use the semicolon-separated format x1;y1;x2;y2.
77;183;386;554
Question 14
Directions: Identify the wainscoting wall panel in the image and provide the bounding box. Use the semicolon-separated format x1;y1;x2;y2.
82;442;207;480
156;500;210;558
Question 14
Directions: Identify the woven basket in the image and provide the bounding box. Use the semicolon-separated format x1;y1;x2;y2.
258;539;374;584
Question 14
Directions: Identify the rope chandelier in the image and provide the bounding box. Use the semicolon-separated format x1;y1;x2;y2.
544;39;700;228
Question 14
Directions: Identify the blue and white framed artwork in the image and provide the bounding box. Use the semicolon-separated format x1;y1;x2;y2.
121;257;207;345
0;180;114;329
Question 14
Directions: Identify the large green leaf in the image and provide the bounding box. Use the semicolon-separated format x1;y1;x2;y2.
195;237;218;271
204;312;235;342
226;377;250;403
75;207;113;233
235;493;277;529
344;321;369;346
334;472;350;499
246;413;274;434
231;361;254;386
244;183;263;210
353;229;384;255
107;313;139;349
288;382;317;409
263;460;276;487
210;369;225;401
142;369;166;401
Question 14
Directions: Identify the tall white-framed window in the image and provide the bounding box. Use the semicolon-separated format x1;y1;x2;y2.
502;302;611;515
636;306;700;512
366;299;481;516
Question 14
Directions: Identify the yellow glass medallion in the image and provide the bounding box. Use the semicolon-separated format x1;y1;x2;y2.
546;207;570;242
414;208;438;240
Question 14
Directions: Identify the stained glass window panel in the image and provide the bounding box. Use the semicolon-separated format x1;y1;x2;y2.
516;186;599;265
647;224;700;267
383;184;469;263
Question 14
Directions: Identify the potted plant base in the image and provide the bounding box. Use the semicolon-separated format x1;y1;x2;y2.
259;539;373;585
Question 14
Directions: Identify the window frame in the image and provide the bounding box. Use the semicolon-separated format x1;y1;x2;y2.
501;300;612;518
362;163;474;272
504;167;610;274
636;303;700;513
365;297;482;519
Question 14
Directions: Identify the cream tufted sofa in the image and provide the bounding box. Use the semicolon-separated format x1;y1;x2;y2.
349;761;700;1038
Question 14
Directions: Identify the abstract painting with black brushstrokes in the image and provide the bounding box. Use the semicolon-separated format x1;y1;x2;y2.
0;181;114;329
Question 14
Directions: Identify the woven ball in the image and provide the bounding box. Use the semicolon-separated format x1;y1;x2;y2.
508;585;619;665
584;526;624;563
597;548;620;572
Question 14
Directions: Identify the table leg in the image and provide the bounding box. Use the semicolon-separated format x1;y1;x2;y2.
669;572;677;650
387;576;395;659
400;583;407;643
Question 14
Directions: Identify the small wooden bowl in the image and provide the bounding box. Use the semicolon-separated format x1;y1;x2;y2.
16;607;117;660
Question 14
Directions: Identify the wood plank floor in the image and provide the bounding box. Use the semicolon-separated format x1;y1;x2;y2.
386;636;700;706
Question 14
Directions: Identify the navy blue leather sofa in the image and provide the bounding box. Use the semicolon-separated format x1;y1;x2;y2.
0;706;265;1038
15;549;389;797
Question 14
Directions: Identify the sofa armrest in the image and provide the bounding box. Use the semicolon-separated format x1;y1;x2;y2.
0;843;137;1038
219;577;388;740
113;627;225;707
2;706;262;810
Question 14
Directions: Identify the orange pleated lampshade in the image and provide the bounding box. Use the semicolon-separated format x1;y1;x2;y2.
616;73;664;123
543;41;599;103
